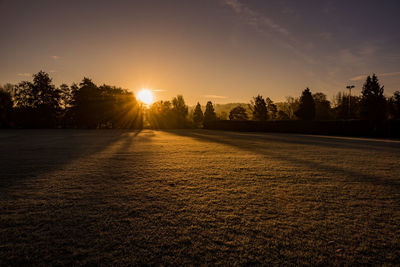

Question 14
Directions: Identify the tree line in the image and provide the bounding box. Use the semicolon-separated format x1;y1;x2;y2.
1;72;399;129
189;74;400;128
0;71;142;128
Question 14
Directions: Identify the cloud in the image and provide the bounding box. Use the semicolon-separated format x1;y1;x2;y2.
203;94;228;99
223;0;290;37
17;73;31;77
223;0;317;65
381;71;400;77
349;75;367;81
152;89;166;92
350;72;400;81
51;55;60;60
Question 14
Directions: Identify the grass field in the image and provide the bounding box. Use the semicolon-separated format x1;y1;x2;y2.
1;129;400;265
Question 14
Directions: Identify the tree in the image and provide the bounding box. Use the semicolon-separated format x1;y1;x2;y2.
333;92;360;119
0;88;13;127
251;95;268;121
171;95;189;128
14;71;61;127
265;97;277;120
277;110;290;120
193;102;204;126
276;96;299;120
360;74;387;121
70;77;102;128
295;88;315;120
229;105;248;121
313;92;332;120
59;83;73;110
147;100;173;128
172;95;188;119
204;101;217;122
388;91;400;119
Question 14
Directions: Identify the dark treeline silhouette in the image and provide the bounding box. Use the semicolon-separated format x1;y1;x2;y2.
1;72;400;135
198;74;399;137
0;71;142;129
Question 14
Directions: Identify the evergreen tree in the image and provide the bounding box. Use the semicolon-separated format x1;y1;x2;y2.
193;102;204;126
229;105;248;121
204;101;217;122
360;74;387;121
388;91;400;119
251;95;268;121
295;88;315;120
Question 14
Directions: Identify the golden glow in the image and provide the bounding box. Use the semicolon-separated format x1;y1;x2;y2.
137;89;154;105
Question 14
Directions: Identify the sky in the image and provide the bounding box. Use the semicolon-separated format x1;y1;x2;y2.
1;0;400;104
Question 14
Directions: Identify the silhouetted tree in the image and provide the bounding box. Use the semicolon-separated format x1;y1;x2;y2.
172;95;188;119
333;92;360;119
295;88;315;120
59;83;73;109
171;95;189;128
388;91;400;119
251;95;268;121
277;110;290;120
193;102;204;127
276;96;299;120
148;100;173;128
204;101;217;122
0;88;13;127
97;84;141;129
70;78;102;128
313;92;333;120
14;71;61;127
217;111;228;120
360;74;387;121
229;105;249;121
266;97;277;120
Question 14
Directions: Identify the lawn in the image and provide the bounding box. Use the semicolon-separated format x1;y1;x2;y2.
1;129;400;265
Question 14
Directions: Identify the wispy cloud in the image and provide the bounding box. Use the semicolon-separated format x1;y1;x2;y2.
223;0;290;37
204;94;228;99
349;75;367;81
350;71;400;81
223;0;317;65
17;73;31;77
381;71;400;77
152;89;166;92
51;55;60;60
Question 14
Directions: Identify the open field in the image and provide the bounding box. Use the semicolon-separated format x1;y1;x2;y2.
1;129;400;265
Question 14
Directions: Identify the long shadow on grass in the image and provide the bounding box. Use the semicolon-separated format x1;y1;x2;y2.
167;129;400;189
0;129;141;188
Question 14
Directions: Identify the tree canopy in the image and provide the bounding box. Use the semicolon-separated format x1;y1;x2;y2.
251;95;268;121
360;74;387;122
204;101;217;123
295;88;315;120
229;105;249;121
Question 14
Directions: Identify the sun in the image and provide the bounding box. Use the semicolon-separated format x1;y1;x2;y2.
137;89;154;105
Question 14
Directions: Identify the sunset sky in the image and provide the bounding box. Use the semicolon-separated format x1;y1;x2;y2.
1;0;400;104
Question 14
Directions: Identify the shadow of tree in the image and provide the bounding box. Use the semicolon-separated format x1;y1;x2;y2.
0;129;141;188
166;130;400;189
